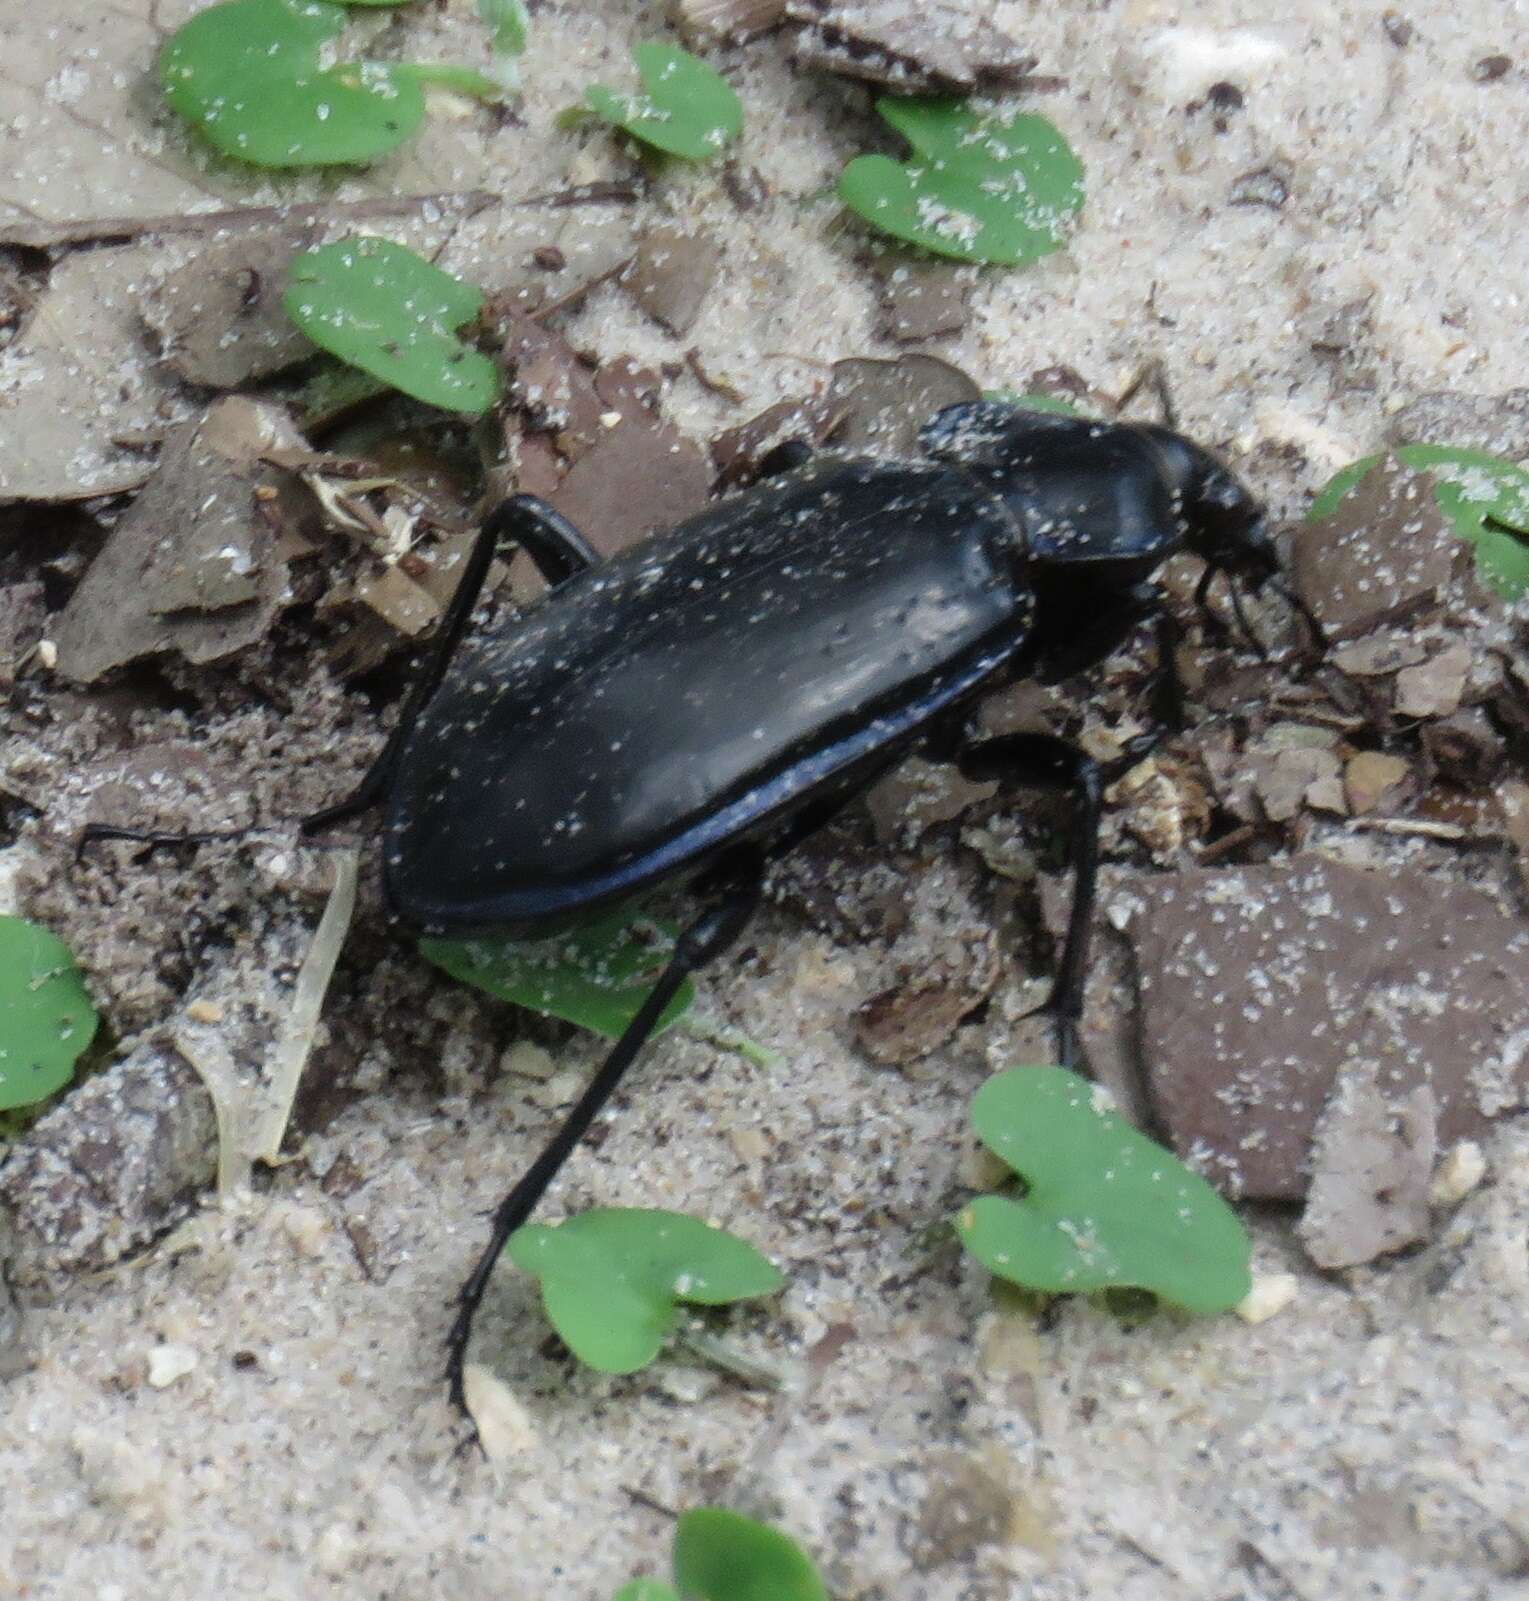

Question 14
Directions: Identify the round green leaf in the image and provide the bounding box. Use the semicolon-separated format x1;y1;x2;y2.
422;909;695;1038
160;0;425;168
0;918;99;1112
583;43;742;161
614;1582;680;1601
957;1067;1251;1314
839;98;1084;266
507;1209;784;1374
283;238;500;415
672;1509;829;1601
1309;444;1529;600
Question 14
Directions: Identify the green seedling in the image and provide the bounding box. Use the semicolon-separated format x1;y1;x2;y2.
0;918;99;1113
1309;443;1529;601
283;238;501;415
161;0;500;169
161;0;424;167
507;1208;784;1374
957;1066;1251;1313
984;388;1089;417
839;97;1084;266
616;1509;828;1601
422;908;695;1039
576;43;742;161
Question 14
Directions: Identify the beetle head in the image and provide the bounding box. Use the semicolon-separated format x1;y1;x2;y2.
1133;424;1279;589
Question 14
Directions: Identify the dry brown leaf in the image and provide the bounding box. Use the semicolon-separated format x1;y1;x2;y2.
145;228;318;388
50;398;312;681
0;246;188;501
825;354;981;455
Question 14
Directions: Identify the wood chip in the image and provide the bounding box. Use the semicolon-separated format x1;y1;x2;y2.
786;0;1035;93
1297;1071;1437;1269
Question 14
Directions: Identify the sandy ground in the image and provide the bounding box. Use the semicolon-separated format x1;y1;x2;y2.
3;2;1529;1598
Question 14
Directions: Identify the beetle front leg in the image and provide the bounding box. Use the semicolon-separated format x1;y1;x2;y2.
445;853;764;1419
952;733;1115;1069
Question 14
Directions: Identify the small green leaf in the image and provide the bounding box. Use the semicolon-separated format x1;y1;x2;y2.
672;1509;829;1601
582;42;742;161
613;1581;680;1601
421;909;695;1039
283;238;500;415
0;918;99;1112
1309;444;1529;601
507;1209;784;1373
839;97;1084;266
478;0;529;56
957;1067;1251;1314
160;0;425;168
983;388;1089;417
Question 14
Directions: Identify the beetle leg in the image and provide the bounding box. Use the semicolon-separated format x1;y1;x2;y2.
1149;606;1185;733
445;852;764;1418
952;733;1107;1069
303;496;601;834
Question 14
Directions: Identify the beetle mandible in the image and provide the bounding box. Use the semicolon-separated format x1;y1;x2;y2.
303;400;1290;1410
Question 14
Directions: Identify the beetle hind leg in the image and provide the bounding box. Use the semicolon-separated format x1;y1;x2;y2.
445;852;764;1421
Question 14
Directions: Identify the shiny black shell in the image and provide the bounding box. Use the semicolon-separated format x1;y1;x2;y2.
384;457;1031;933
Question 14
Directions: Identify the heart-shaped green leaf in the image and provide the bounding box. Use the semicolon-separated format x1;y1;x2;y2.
672;1510;829;1601
581;43;742;161
283;238;500;415
0;918;99;1112
957;1067;1251;1314
160;0;425;168
1310;444;1529;600
422;908;695;1038
508;1208;784;1373
840;97;1084;266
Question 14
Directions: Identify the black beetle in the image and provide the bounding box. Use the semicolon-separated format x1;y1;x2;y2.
303;400;1289;1410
